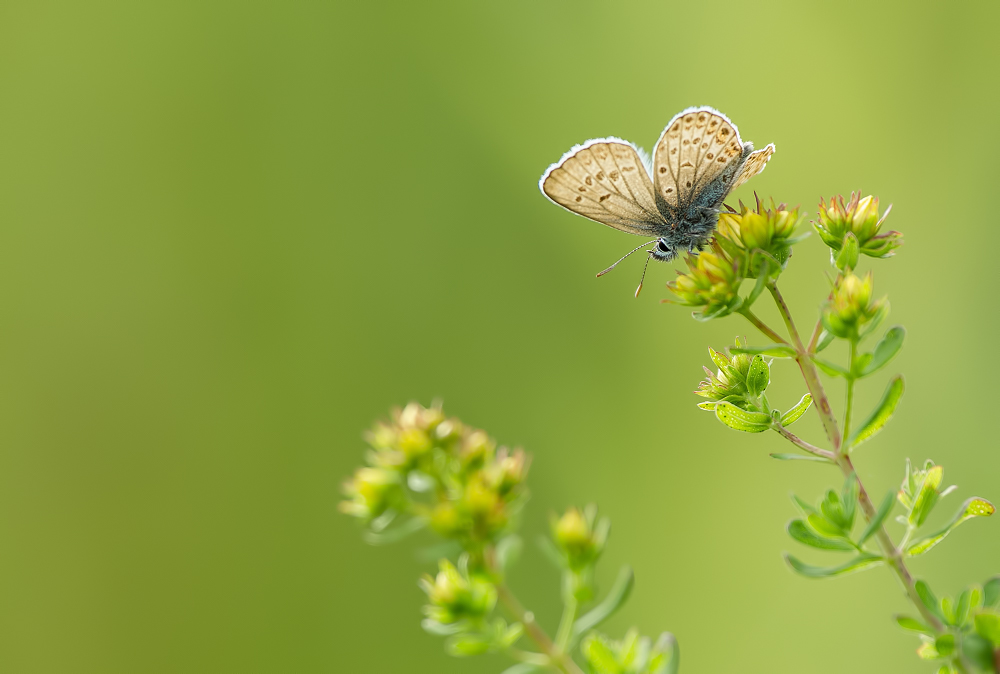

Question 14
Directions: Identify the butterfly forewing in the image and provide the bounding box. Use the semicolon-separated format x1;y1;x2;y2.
652;108;745;208
731;143;776;191
540;139;665;236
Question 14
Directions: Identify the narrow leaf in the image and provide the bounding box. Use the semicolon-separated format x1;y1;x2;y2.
446;634;491;656
784;553;883;578
572;566;634;639
915;580;945;621
714;401;772;433
861;326;905;377
836;231;860;271
791;494;817;515
744;264;772;307
858;491;895;545
850;375;904;448
895;615;934;635
984;577;1000;608
815;329;835;353
909;465;944;528
769;452;829;462
787;519;855;551
811;356;850;377
730;344;797;358
974;610;1000;646
780;393;813;426
746;355;770;397
363;516;427;545
906;497;996;556
656;632;680;674
708;346;730;371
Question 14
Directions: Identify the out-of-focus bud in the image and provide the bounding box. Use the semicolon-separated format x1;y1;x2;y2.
339;467;401;521
898;459;954;528
492;448;529;496
813;192;903;261
666;240;744;320
716;197;805;276
821;272;887;340
420;558;497;626
552;505;609;571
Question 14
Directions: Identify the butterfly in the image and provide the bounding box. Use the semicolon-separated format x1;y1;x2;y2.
538;106;774;295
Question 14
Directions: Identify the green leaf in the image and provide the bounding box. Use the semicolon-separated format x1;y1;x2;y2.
791;494;817;515
714;401;772;433
581;633;620;674
780;393;813;426
422;618;463;636
745;257;774;304
807;512;846;539
984;577;1000;608
858;491;895;545
908;465;944;528
849;375;904;448
445;633;491;656
363;516;427;545
860;326;905;377
784;553;883;578
811;356;850;377
572;566;634;640
501;665;545;674
895;615;934;635
955;587;979;627
974;610;1000;646
815;329;835;353
934;634;956;657
495;535;523;573
746;355;770;397
655;632;680;674
915;580;945;622
859;301;890;340
708;346;730;371
769;452;829;462
836;232;860;271
906;497;996;556
787;519;855;551
961;633;997;671
729;344;797;358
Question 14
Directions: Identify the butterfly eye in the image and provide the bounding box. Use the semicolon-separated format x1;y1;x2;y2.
657;241;670;254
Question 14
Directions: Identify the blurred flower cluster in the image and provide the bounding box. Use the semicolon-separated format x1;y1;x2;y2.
581;629;677;674
340;402;529;556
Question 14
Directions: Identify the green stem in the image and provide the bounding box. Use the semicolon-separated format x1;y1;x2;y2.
751;282;946;635
834;455;945;633
842;339;857;456
554;589;578;653
772;423;836;460
738;307;788;345
495;583;584;674
766;282;842;450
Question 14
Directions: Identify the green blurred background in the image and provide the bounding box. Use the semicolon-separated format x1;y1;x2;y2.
0;0;997;671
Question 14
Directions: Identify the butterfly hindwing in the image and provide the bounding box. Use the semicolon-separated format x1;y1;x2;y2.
731;143;776;190
652;107;747;208
539;138;666;236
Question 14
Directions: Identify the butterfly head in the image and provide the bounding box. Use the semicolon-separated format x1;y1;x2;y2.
650;239;677;263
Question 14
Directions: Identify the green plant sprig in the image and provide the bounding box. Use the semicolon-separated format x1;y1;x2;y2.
681;193;997;673
340;402;679;674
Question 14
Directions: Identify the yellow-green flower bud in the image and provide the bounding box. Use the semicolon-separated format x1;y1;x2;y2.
822;272;887;340
666;241;743;320
695;339;770;411
339;467;401;521
716;197;804;277
813;192;903;259
420;558;496;626
551;505;608;571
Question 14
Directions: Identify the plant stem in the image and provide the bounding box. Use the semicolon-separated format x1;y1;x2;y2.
772;424;836;460
748;282;946;634
834;455;944;633
766;282;842;450
842;340;857;456
738;307;788;345
494;576;584;674
554;590;578;653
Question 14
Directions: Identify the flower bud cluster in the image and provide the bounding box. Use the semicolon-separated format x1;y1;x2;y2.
666;240;744;320
340;402;530;548
716;196;805;277
821;272;887;340
695;338;770;411
551;505;609;572
420;558;497;627
813;192;902;260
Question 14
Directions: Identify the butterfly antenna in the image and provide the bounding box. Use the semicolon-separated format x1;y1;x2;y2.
634;252;653;298
596;239;659;278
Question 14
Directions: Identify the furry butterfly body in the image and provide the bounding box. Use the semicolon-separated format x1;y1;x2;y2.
539;106;774;273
